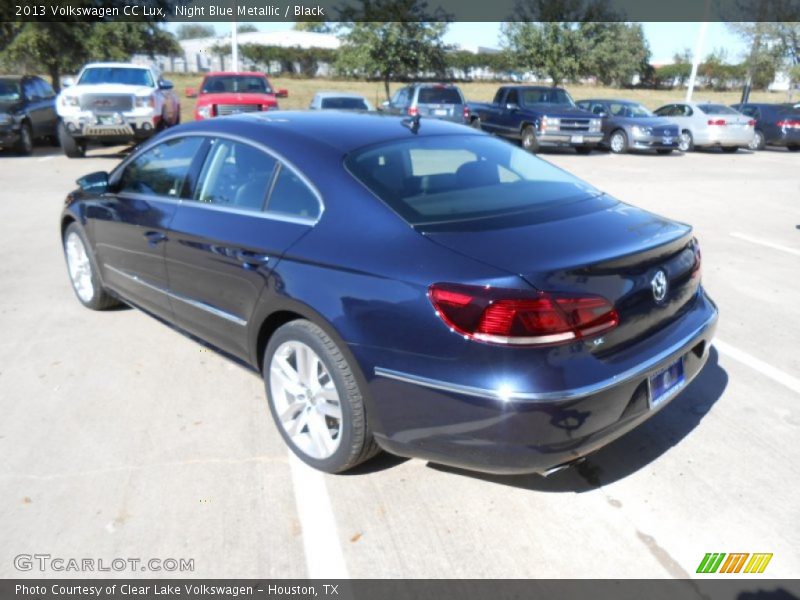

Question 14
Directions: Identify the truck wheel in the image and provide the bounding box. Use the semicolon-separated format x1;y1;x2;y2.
16;121;34;156
521;125;539;153
59;122;86;158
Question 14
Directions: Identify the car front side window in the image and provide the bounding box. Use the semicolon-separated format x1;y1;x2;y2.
117;137;204;198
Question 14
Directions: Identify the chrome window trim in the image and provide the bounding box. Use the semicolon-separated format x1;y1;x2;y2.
119;130;324;225
374;309;718;404
105;265;247;327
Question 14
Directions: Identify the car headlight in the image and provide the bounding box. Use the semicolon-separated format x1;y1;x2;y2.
541;116;560;131
60;95;79;108
197;105;212;119
589;118;601;132
0;113;11;126
135;95;155;109
632;125;653;136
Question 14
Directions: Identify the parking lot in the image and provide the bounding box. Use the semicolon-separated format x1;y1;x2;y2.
1;144;798;579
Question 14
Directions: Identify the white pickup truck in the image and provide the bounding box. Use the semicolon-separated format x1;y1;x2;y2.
56;62;180;158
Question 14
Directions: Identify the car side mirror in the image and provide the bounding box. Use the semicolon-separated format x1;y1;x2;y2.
159;79;174;90
505;103;519;111
77;171;109;194
597;111;607;118
276;89;288;98
185;87;198;98
61;77;75;89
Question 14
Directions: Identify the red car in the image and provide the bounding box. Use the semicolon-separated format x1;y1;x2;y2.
189;72;287;120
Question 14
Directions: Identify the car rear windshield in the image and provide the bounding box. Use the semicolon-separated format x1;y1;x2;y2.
78;68;154;87
321;97;369;110
522;88;575;106
417;87;463;104
697;104;739;115
345;134;600;227
202;75;272;94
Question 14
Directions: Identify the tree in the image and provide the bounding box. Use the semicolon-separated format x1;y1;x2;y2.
175;24;216;40
238;24;259;34
728;22;796;90
578;22;650;86
293;20;335;34
336;0;451;99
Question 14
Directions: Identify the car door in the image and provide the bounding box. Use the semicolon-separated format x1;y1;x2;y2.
388;87;409;116
499;88;520;134
21;78;47;137
33;78;58;137
92;135;207;321
164;136;321;360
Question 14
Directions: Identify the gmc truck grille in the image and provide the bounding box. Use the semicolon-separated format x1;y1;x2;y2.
80;94;133;113
559;119;591;132
216;104;261;116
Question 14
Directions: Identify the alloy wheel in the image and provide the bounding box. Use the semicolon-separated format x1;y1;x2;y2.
748;131;764;151
610;132;625;153
269;340;343;460
65;232;94;303
678;132;692;152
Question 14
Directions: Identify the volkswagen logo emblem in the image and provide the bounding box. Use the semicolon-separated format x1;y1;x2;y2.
651;270;668;303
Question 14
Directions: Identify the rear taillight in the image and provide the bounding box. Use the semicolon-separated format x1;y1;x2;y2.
408;106;419;117
777;119;800;128
463;105;470;119
691;237;702;279
429;283;619;346
747;119;756;127
707;119;727;126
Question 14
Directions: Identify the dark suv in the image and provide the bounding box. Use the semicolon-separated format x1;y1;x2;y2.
381;83;468;124
731;102;800;151
0;75;58;155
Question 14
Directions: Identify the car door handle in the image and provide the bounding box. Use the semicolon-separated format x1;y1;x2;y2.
144;231;168;246
234;250;270;269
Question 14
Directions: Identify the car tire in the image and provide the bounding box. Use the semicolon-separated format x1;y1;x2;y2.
749;130;765;151
678;130;694;152
173;107;181;126
609;129;628;154
59;122;86;158
62;223;120;310
16;121;33;156
520;125;539;153
721;146;739;153
264;319;380;473
787;145;800;152
656;149;673;155
470;117;481;130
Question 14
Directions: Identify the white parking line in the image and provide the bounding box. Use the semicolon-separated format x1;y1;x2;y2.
287;452;349;578
37;155;55;162
729;232;800;257
715;339;800;396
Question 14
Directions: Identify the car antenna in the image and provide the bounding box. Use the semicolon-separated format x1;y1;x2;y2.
401;114;421;134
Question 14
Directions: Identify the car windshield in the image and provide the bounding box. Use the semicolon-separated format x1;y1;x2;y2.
346;134;600;227
202;75;272;94
0;79;21;102
609;102;653;118
321;97;369;110
697;104;739;115
78;67;154;87
521;88;575;106
417;87;462;104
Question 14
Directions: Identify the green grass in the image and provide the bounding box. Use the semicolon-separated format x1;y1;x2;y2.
167;73;796;122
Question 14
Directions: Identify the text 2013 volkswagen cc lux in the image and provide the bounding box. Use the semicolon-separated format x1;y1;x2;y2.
61;112;718;475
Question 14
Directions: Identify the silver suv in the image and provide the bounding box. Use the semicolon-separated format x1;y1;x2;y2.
382;83;468;124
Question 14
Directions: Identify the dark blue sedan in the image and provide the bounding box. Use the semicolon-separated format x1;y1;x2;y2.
60;112;718;475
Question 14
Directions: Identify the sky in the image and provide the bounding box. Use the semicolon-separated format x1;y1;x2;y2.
171;22;749;64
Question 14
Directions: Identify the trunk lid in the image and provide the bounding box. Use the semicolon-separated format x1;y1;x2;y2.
424;198;700;353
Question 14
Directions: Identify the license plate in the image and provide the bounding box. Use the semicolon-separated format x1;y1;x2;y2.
648;357;685;409
433;109;448;116
662;136;673;145
571;135;584;143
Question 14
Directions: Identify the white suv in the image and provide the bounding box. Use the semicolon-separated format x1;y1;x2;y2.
56;62;180;157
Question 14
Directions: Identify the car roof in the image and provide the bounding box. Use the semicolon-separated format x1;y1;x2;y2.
204;72;266;78
313;91;368;99
82;62;151;69
0;75;24;82
175;110;480;154
579;98;640;104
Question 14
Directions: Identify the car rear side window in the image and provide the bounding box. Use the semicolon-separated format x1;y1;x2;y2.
346;134;598;227
266;167;321;220
193;139;278;210
118;137;204;198
417;87;462;104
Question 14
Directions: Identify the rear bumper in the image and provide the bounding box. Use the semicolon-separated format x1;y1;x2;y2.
769;130;800;147
367;290;719;475
695;128;754;147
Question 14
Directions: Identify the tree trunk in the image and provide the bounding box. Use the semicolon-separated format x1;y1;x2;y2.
48;64;61;94
383;77;391;102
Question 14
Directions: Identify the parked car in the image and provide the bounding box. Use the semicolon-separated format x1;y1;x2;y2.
60;112;717;476
468;86;603;154
653;102;754;152
56;62;181;158
730;102;800;151
190;72;288;120
0;75;58;155
576;98;680;154
381;83;468;124
309;91;373;111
